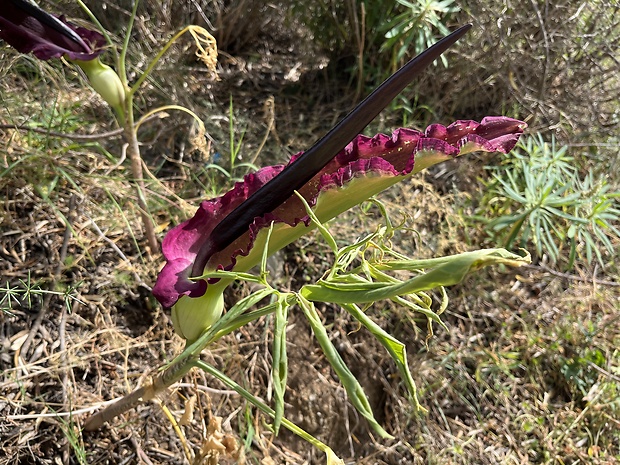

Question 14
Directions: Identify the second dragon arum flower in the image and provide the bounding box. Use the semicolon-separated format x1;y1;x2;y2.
1;0;105;61
153;116;527;340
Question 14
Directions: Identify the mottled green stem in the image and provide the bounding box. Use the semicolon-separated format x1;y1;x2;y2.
83;352;197;431
123;104;158;252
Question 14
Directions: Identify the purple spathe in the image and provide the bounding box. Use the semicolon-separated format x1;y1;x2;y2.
153;116;527;308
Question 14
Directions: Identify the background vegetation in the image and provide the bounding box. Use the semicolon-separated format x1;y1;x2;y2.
1;0;618;463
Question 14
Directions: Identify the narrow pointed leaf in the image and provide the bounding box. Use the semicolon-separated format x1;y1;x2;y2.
298;295;393;439
342;303;424;412
301;249;530;304
272;294;289;434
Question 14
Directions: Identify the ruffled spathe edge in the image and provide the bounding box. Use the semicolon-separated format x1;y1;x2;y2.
152;116;527;308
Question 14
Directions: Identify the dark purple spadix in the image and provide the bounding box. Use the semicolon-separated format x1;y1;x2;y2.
191;24;473;277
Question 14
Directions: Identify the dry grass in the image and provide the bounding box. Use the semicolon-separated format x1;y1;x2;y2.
1;1;619;464
446;0;620;141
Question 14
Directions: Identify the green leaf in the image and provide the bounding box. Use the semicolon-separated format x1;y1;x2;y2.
295;191;338;253
272;294;289;434
342;303;426;412
301;249;530;304
298;295;393;439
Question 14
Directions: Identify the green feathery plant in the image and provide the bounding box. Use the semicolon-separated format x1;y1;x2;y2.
479;134;620;268
0;273;83;315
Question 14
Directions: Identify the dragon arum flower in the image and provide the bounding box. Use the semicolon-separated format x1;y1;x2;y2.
154;117;527;340
152;24;527;341
1;0;125;111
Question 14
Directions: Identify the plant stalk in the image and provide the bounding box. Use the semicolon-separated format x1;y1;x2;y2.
123;104;158;252
83;354;197;431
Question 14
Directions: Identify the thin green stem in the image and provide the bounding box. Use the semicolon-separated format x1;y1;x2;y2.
119;0;141;89
75;0;115;53
134;105;205;132
128;26;194;98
